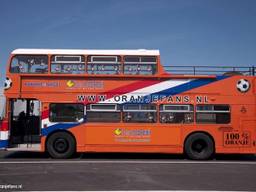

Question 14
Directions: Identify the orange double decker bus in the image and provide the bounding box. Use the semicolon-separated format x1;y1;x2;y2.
0;48;255;159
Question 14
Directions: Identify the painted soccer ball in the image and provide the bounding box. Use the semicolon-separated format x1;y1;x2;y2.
237;79;250;93
4;77;12;90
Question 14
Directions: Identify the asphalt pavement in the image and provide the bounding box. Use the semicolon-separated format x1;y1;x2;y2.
0;151;255;191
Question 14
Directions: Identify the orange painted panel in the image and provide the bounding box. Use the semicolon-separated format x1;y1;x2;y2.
85;123;181;146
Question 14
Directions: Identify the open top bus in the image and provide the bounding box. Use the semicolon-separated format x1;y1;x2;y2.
0;48;255;159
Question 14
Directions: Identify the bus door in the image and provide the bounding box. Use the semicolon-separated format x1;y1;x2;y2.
10;99;41;145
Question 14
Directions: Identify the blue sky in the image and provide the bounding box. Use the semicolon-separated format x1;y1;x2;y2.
0;0;256;84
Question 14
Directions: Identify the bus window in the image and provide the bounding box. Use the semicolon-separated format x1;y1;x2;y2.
10;55;48;73
124;56;157;75
51;55;85;74
49;103;84;122
160;104;194;124
87;56;121;75
123;104;157;123
86;104;121;122
196;105;230;124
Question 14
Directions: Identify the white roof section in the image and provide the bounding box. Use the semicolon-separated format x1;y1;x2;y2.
12;49;160;56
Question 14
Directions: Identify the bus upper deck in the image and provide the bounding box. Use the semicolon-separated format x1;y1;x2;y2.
4;48;255;96
4;48;255;81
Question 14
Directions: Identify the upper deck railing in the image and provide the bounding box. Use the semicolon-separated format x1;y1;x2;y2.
164;66;255;76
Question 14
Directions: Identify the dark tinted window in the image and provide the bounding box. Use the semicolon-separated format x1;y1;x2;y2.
55;56;82;62
124;56;156;63
90;56;120;62
196;105;230;124
124;56;140;62
50;103;84;122
141;56;157;62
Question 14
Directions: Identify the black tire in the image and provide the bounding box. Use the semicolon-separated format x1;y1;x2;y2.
46;132;76;159
184;133;214;160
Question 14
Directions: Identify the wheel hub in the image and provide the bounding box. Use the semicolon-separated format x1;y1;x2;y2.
54;138;68;153
192;139;207;153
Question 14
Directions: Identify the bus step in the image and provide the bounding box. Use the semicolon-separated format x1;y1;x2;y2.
7;144;41;151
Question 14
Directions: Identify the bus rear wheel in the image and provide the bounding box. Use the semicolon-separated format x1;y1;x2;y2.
184;133;214;160
47;132;76;159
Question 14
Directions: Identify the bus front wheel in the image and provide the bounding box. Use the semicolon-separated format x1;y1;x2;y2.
184;133;214;160
46;132;76;159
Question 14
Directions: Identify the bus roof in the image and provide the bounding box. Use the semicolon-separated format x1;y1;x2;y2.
11;49;160;56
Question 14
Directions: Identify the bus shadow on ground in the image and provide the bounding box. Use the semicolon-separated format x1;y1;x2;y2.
1;151;50;159
1;151;256;161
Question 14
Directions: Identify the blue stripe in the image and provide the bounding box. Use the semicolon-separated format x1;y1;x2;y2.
139;76;229;103
157;76;227;96
41;123;81;136
0;140;9;148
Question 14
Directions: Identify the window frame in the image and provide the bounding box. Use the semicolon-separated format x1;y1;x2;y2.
160;104;194;124
124;56;157;64
196;105;230;113
90;56;119;63
54;55;83;63
10;54;49;74
50;55;85;74
88;104;119;112
87;55;121;75
196;104;231;124
161;104;193;112
122;104;157;123
86;103;121;123
123;104;157;112
123;56;157;75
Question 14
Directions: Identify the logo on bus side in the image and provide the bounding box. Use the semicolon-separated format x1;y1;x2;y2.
114;128;122;136
24;81;60;87
67;80;75;88
66;80;104;89
114;128;151;143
